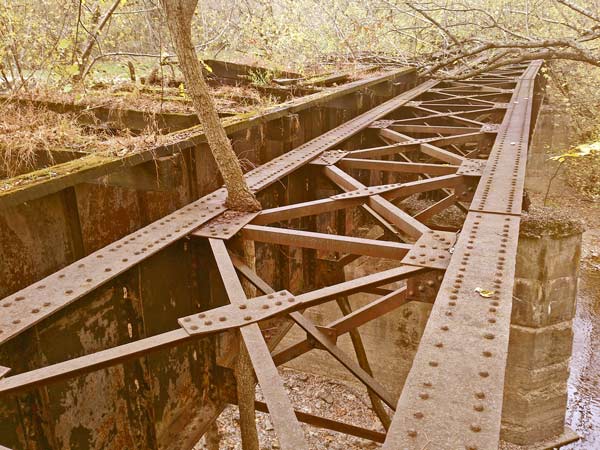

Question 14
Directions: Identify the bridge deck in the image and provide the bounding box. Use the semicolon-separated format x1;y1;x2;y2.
0;62;543;449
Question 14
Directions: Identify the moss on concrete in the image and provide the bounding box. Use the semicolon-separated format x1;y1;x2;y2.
520;206;585;239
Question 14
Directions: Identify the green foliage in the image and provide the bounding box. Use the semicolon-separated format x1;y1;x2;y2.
247;69;273;86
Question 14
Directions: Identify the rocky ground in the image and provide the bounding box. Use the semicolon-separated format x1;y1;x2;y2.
195;367;386;450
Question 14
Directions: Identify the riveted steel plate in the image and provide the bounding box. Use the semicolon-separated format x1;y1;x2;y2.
401;230;456;270
494;102;509;109
244;79;438;194
382;61;542;450
457;158;487;177
368;120;396;129
0;189;228;344
309;150;349;166
385;212;521;450
0;366;10;379
406;101;422;107
330;183;403;200
0;79;438;344
193;210;260;240
481;123;500;133
178;290;294;335
471;67;537;215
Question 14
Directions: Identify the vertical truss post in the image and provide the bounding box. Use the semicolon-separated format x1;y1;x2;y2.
208;239;308;450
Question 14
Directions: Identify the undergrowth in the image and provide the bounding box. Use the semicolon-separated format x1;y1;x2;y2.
0;100;164;181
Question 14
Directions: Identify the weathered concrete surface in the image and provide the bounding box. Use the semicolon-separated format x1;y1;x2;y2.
501;209;583;445
525;104;571;195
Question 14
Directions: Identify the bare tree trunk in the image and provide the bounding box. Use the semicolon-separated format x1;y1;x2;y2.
234;239;260;450
161;4;262;448
204;421;221;450
161;0;261;212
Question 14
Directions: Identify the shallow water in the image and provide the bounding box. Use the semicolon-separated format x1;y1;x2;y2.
565;231;600;449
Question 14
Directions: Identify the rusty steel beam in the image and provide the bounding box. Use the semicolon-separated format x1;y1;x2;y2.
379;128;466;164
225;257;399;409
338;158;460;176
229;400;387;443
323;165;429;238
291;313;398;409
251;197;364;225
381;61;542;450
390;124;482;135
0;74;435;346
271;287;410;366
413;193;459;222
207;239;308;450
0;329;194;395
346;142;421;159
238;225;413;259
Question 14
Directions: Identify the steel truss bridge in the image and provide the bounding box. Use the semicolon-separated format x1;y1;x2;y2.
0;61;543;450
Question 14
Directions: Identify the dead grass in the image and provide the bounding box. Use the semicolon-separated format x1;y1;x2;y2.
0;100;166;180
15;82;279;116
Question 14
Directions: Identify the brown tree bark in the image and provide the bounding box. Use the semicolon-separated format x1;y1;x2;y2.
161;3;262;449
161;0;261;212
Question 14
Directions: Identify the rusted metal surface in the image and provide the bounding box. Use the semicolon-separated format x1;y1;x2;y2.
382;62;542;450
207;239;308;450
401;230;456;270
0;61;544;450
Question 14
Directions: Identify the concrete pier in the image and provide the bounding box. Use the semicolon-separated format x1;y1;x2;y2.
501;208;583;445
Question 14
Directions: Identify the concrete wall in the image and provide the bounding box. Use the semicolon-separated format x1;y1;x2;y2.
501;212;582;445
